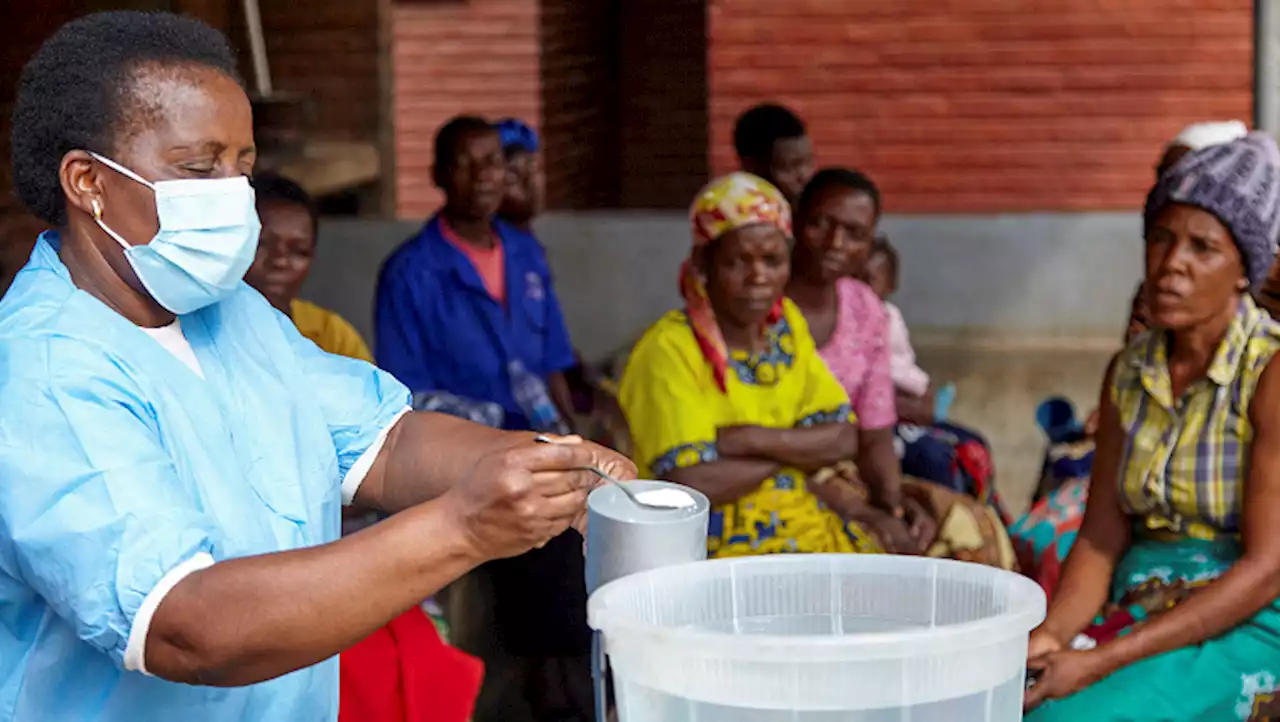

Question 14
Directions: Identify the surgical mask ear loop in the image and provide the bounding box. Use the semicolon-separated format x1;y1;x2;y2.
88;152;154;190
91;198;133;251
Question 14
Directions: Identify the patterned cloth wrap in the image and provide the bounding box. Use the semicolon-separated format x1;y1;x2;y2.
1010;438;1094;600
813;461;1017;569
896;421;1009;523
683;171;791;393
1028;535;1280;722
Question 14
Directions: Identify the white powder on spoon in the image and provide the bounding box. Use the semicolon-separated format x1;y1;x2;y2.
634;488;696;509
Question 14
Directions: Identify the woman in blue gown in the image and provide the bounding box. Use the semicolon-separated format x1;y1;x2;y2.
0;11;633;722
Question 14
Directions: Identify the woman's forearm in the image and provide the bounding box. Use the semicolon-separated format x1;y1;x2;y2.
1042;355;1129;644
1099;556;1280;671
894;391;932;424
666;458;781;505
355;411;522;514
855;426;903;509
1042;530;1128;643
809;475;870;521
717;424;856;472
810;477;913;553
146;499;483;686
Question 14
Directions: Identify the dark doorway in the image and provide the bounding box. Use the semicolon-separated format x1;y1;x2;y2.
539;0;708;210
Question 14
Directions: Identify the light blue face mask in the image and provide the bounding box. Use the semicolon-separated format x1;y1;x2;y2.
89;152;262;315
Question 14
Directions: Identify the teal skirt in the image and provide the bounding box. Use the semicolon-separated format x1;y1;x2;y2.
1027;536;1280;721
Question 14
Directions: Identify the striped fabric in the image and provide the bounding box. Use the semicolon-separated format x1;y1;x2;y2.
1113;296;1280;541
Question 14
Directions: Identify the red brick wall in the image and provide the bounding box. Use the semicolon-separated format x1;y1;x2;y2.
540;0;619;208
708;0;1255;213
391;0;709;215
392;0;541;219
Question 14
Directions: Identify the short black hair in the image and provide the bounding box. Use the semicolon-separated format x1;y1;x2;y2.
11;11;241;225
433;115;495;176
797;167;882;220
252;172;318;232
733;103;807;164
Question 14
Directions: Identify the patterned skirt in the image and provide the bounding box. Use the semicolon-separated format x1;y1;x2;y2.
1027;535;1280;721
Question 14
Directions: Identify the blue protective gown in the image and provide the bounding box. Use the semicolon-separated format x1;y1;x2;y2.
0;233;410;721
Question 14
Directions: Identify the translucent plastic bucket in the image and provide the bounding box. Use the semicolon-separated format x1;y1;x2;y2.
588;554;1046;721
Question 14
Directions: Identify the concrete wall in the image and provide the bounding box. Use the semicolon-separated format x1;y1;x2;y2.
308;210;1140;361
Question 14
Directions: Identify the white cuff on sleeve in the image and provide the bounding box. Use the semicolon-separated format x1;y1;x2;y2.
341;406;412;506
123;552;216;675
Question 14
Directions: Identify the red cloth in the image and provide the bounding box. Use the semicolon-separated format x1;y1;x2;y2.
340;607;484;722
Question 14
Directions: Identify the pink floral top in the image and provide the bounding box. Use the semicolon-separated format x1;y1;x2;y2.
817;278;897;430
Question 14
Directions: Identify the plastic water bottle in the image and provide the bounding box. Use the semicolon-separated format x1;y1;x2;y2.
933;381;957;423
411;390;505;428
508;359;570;434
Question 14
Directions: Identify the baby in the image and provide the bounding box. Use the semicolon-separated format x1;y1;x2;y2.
863;235;954;423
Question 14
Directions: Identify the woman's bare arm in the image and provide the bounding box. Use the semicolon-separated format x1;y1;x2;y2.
856;426;904;510
665;458;782;505
678;420;859;506
716;423;857;472
352;411;518;513
147;501;480;686
1038;357;1132;644
894;390;933;426
146;439;619;687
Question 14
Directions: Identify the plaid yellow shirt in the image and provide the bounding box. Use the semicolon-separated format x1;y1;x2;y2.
1114;295;1280;541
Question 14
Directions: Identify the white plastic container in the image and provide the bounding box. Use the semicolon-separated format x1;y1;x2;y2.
588;554;1046;721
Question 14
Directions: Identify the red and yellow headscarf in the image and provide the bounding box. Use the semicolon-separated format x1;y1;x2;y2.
682;172;793;392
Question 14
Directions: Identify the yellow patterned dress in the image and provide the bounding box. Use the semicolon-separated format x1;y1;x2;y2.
619;298;883;557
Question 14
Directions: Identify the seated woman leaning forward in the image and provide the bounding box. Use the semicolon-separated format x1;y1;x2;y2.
785;168;1015;569
621;172;940;557
1024;133;1280;721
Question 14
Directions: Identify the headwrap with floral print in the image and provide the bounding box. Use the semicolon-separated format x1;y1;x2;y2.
683;172;792;392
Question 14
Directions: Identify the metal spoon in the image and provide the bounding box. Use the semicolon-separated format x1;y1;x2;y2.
533;435;682;510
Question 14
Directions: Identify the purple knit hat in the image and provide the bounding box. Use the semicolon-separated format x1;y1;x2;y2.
1144;131;1280;286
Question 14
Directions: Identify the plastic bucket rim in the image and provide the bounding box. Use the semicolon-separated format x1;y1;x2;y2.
588;554;1047;662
